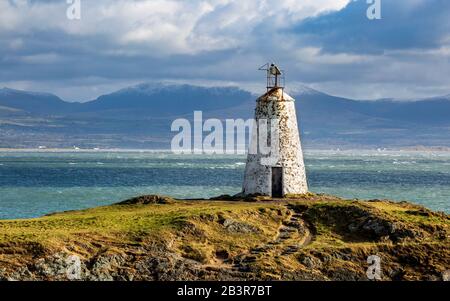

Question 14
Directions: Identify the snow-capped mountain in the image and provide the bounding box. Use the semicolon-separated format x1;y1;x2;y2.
80;83;253;117
286;84;323;96
0;83;449;148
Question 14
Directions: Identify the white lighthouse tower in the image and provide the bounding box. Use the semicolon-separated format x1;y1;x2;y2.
242;63;308;197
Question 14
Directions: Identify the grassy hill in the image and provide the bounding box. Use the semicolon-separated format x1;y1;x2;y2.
0;194;448;281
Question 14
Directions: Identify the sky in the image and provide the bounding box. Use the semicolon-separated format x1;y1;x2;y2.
0;0;449;102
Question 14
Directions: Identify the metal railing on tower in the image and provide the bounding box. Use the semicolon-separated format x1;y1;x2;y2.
258;63;285;91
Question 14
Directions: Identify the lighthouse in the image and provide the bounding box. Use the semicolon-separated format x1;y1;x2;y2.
242;63;308;197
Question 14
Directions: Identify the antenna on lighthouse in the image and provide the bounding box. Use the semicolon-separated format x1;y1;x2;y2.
258;63;285;91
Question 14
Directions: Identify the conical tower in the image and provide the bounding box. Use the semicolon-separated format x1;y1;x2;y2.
242;63;308;197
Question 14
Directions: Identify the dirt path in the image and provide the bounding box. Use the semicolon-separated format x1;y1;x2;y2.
229;205;314;272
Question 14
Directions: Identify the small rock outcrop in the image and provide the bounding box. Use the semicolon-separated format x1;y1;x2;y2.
116;195;175;205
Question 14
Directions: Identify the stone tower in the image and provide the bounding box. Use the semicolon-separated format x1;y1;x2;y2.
242;64;308;197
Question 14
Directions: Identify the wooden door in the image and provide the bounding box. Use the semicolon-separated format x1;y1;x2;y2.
271;167;283;197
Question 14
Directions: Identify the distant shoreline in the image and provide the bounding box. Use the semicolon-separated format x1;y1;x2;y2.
0;148;172;153
1;147;450;153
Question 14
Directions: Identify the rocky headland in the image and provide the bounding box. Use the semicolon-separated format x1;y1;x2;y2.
0;194;448;281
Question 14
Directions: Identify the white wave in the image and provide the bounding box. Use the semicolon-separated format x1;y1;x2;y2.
393;161;417;165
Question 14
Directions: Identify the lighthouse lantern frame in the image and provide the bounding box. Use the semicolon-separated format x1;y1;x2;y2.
258;63;286;91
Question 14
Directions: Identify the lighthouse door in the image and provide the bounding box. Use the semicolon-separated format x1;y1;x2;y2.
271;167;283;197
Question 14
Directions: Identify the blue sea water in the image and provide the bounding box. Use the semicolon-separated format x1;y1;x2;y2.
0;150;449;219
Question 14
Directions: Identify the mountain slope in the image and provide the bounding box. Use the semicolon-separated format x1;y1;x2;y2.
78;83;253;117
0;84;449;148
294;90;450;126
0;88;77;115
359;98;450;125
294;91;450;146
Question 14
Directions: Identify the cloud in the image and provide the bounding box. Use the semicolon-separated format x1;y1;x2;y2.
293;0;450;54
1;0;350;55
0;0;449;101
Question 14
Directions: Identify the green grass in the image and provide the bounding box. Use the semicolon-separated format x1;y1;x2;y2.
0;195;448;274
0;201;281;248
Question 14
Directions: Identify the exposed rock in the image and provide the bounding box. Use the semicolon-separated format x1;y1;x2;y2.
34;252;84;280
88;253;128;281
299;255;323;269
220;218;262;234
116;195;175;205
442;270;450;281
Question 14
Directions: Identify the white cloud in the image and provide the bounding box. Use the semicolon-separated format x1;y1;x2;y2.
0;0;351;55
293;47;373;65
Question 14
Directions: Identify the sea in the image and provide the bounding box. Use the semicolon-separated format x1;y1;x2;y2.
0;150;449;219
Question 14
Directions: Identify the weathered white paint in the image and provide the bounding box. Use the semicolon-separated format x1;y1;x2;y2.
242;87;308;196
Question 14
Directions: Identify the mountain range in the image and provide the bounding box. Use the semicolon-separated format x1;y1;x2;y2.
1;83;449;149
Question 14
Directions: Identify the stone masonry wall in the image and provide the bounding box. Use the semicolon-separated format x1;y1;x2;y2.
242;88;308;196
